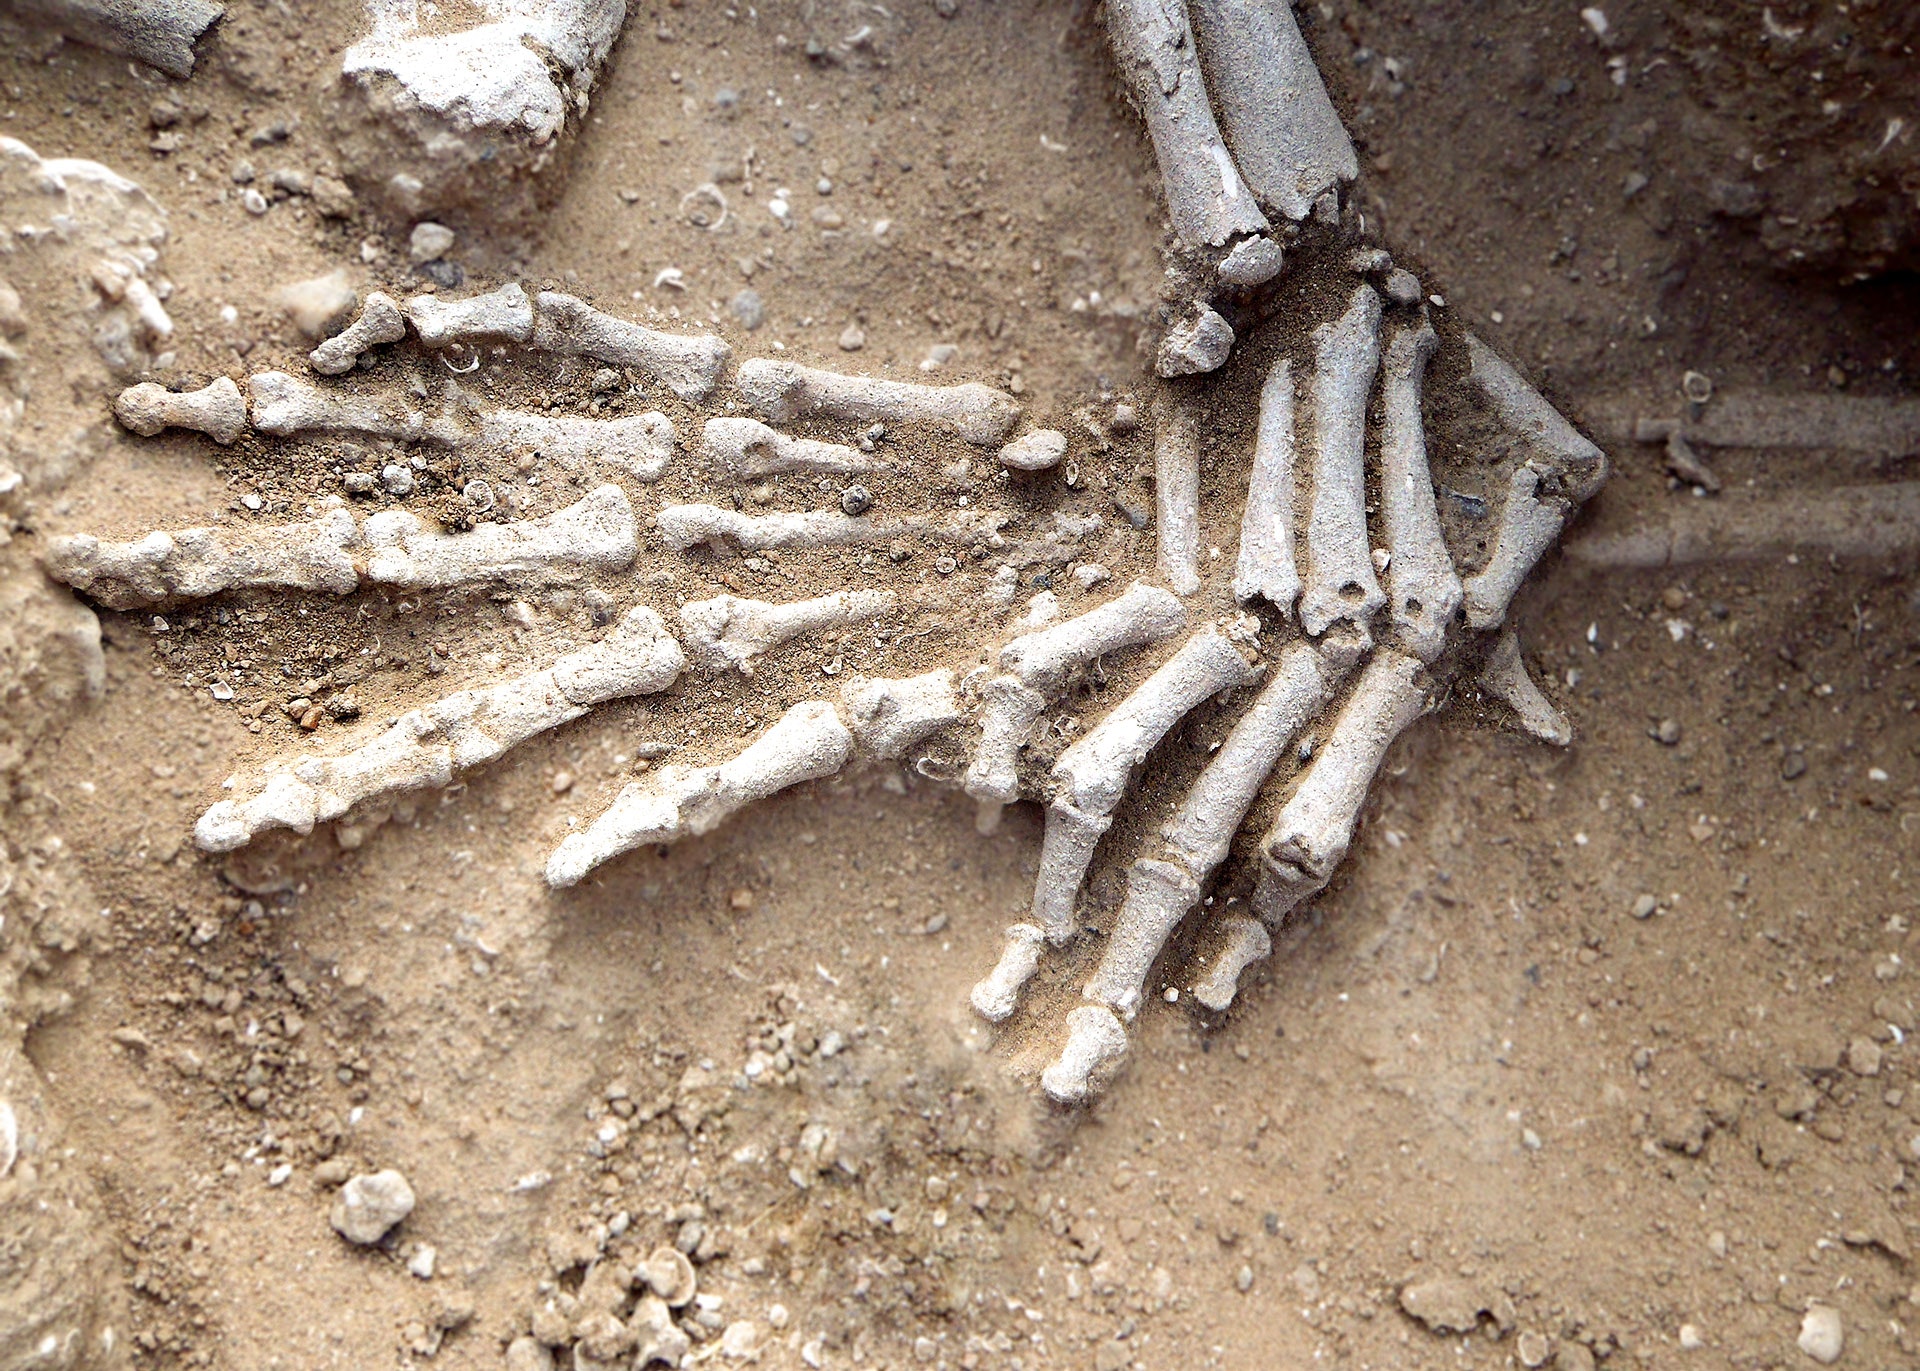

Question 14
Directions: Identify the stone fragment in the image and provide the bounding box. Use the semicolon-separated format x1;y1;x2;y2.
330;1169;415;1244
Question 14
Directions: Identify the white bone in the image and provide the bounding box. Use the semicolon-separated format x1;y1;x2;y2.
840;671;961;758
247;370;460;443
677;589;894;674
546;701;853;887
701;417;885;477
364;484;637;588
1233;357;1300;611
1255;650;1427;921
1103;0;1269;249
1191;917;1271;1012
1156;307;1235;377
1040;1005;1129;1105
970;924;1046;1023
1082;859;1198;1018
1186;0;1357;221
998;581;1186;692
42;509;361;609
12;0;222;77
1379;321;1462;663
961;674;1046;810
1154;405;1202;595
195;607;685;852
406;283;536;347
656;504;1007;553
310;292;407;375
1460;333;1608;629
113;377;247;445
531;291;730;402
735;358;1021;447
480;409;677;483
998;429;1068;471
1479;628;1571;746
1216;236;1283;287
1297;285;1385;638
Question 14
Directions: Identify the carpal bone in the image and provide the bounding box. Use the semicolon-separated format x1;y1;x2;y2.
736;358;1021;447
656;504;1007;553
248;370;459;443
702;418;884;478
840;671;961;758
998;429;1068;472
480;409;676;483
998;581;1186;692
310;292;406;375
1103;0;1269;249
1478;628;1571;746
363;483;636;589
1379;321;1462;662
42;509;360;609
1191;917;1271;1013
1154;406;1203;595
678;589;895;674
406;284;535;347
546;701;853;887
531;291;729;402
1298;285;1386;638
113;376;247;445
1040;1005;1129;1105
1233;357;1301;611
961;674;1046;810
195;607;686;852
970;924;1046;1023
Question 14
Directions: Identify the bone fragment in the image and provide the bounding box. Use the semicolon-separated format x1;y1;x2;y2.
1565;482;1920;569
532;291;729;402
840;671;961;758
247;370;460;443
196;606;685;852
1103;0;1269;249
970;924;1046;1023
11;0;224;78
701;417;884;478
1186;0;1358;221
678;590;894;674
1216;236;1283;287
309;291;406;375
736;358;1021;447
1459;333;1607;629
42;509;361;608
547;701;853;887
364;484;636;589
1154;406;1203;595
1637;418;1721;493
114;377;247;445
480;409;677;482
1191;917;1271;1012
656;504;1006;553
1255;650;1427;922
1156;307;1234;378
1478;629;1570;746
405;284;535;347
1298;285;1386;638
1233;357;1300;611
998;581;1186;692
1040;1005;1129;1105
998;429;1068;471
961;675;1046;811
1379;321;1462;662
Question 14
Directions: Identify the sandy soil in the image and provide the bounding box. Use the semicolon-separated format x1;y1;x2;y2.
1;2;1918;1370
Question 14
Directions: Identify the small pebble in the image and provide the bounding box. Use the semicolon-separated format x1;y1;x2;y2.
838;323;865;351
242;188;269;215
1517;1330;1551;1367
409;221;456;264
330;1169;415;1245
766;1304;789;1330
381;463;415;496
551;769;575;795
1383;268;1423;306
408;1244;437;1279
840;485;873;516
1234;1264;1253;1293
1653;718;1682;746
1782;752;1807;780
1847;1037;1883;1077
1797;1305;1843;1364
730;289;765;330
1678;1323;1704;1351
1706;1230;1728;1259
1632;893;1659;920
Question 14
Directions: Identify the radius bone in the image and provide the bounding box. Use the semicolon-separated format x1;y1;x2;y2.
678;589;895;675
531;291;730;403
113;377;247;445
1233;357;1301;612
1297;285;1386;638
310;292;407;375
736;358;1021;447
1379;321;1462;662
701;417;886;478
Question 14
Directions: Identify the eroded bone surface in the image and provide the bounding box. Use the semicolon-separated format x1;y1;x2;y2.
531;291;729;402
1479;629;1572;746
547;701;853;887
1298;285;1386;637
999;582;1186;692
1040;1005;1129;1105
656;504;1007;553
961;674;1047;811
970;924;1046;1023
114;377;247;445
310;292;406;375
998;429;1068;472
736;358;1021;447
248;370;459;443
1154;407;1203;595
1378;321;1462;662
678;590;894;674
1191;917;1272;1012
1234;357;1300;611
840;671;961;758
43;509;361;608
480;409;677;482
12;0;223;78
702;418;884;478
364;483;637;589
406;283;536;348
197;606;686;852
1157;307;1235;378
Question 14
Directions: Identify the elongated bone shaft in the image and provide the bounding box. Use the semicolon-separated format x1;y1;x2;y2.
364;484;637;589
195;607;686;852
1040;1005;1129;1105
1298;285;1385;637
546;701;853;887
1479;628;1571;746
1255;650;1427;921
678;590;895;674
114;377;247;444
310;292;406;375
1379;321;1462;663
1191;917;1271;1012
1082;859;1197;1018
961;674;1046;810
1154;405;1202;596
406;284;536;348
736;358;1021;447
998;581;1186;691
248;371;460;443
13;0;223;78
531;291;730;403
656;504;1007;553
1104;0;1269;249
42;508;360;608
970;924;1046;1023
1233;357;1301;611
1565;482;1920;569
840;671;961;758
480;410;677;483
701;417;885;477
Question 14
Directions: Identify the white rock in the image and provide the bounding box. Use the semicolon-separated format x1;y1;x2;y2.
408;1244;437;1278
408;221;455;263
1798;1305;1843;1364
277;269;358;339
330;1169;415;1244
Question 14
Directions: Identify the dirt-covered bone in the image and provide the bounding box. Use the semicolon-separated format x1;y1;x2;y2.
1298;285;1386;638
839;671;961;758
309;291;407;375
531;291;729;403
1379;320;1463;663
736;358;1021;447
113;376;246;444
1233;357;1301;611
1478;628;1572;746
363;484;637;589
1040;1004;1129;1105
701;417;886;478
479;409;677;483
9;0;223;78
656;504;1007;553
247;370;461;443
970;923;1047;1023
1191;917;1271;1012
405;283;536;348
196;607;685;852
678;590;895;674
962;675;1049;815
546;701;854;887
1154;405;1202;595
42;507;361;607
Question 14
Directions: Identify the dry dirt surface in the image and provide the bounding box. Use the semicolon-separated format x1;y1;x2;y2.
2;2;1919;1370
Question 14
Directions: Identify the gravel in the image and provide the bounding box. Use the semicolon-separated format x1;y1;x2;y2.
330;1169;415;1245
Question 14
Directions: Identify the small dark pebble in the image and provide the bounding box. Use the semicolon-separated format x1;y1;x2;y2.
418;259;465;289
1782;752;1807;780
1652;719;1682;746
1113;497;1149;530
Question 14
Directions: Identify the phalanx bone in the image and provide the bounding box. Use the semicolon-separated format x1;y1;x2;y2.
736;359;1022;447
678;591;896;675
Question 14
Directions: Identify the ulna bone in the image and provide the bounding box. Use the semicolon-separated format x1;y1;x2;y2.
1191;917;1272;1013
406;283;536;348
701;417;885;478
113;376;248;445
735;358;1021;447
1378;320;1462;663
1298;285;1386;638
678;589;895;675
970;924;1046;1023
531;291;730;403
839;671;961;758
1040;1005;1129;1105
655;504;1007;553
1478;628;1572;746
41;508;361;609
363;483;637;589
480;409;677;483
1233;356;1301;612
309;292;407;375
1153;405;1203;596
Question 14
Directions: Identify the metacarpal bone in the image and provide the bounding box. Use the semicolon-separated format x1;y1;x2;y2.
1154;405;1202;595
310;292;407;375
736;358;1021;447
656;504;1007;553
1233;357;1301;612
247;371;461;443
1379;321;1462;663
702;417;886;478
405;283;536;348
480;409;677;483
1298;285;1386;638
364;484;637;589
1083;859;1200;1018
998;581;1186;692
970;924;1046;1023
113;376;248;445
1040;1004;1129;1105
531;290;730;402
678;589;895;674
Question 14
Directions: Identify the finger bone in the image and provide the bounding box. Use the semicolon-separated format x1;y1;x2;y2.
998;581;1186;693
310;292;407;375
531;290;730;402
656;503;1007;553
840;670;962;758
970;923;1046;1023
1083;858;1199;1018
42;507;361;609
735;358;1021;447
1040;1004;1129;1105
406;283;535;348
1191;917;1272;1013
1478;628;1572;746
961;674;1046;810
1379;321;1462;663
364;484;637;589
481;409;677;483
247;370;460;443
113;376;247;445
1233;357;1301;612
1154;405;1202;594
678;589;895;674
1297;285;1386;638
702;417;886;477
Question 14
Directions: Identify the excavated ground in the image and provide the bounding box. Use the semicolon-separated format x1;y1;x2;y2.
1;1;1918;1369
